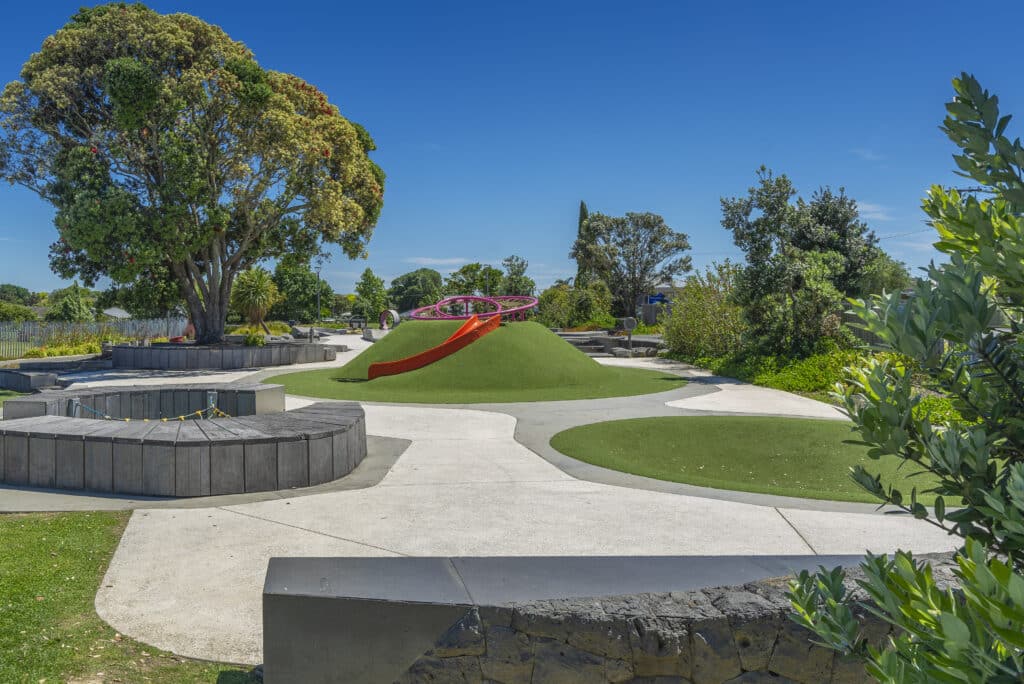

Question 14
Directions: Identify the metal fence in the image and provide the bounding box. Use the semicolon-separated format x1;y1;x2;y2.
0;317;187;360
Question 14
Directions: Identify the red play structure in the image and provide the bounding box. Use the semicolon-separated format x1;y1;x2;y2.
366;314;501;380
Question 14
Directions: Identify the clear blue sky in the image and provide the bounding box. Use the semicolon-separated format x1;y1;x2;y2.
1;1;1022;294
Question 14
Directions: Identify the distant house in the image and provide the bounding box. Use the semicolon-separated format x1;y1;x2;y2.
636;285;677;324
102;307;132;320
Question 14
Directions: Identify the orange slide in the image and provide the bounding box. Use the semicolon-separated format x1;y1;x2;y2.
367;314;501;380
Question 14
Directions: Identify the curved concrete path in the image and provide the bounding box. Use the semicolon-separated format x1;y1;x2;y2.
95;400;958;665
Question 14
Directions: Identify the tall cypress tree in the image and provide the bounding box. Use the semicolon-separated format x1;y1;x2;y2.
573;200;591;286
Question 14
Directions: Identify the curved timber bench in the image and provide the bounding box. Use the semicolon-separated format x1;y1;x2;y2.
0;384;367;497
111;341;336;370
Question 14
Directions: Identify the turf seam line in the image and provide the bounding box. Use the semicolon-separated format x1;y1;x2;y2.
773;508;820;555
215;506;409;557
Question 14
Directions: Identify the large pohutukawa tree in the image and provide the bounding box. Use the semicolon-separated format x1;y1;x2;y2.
0;3;384;342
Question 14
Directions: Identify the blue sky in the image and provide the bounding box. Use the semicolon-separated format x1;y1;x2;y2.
1;1;1022;294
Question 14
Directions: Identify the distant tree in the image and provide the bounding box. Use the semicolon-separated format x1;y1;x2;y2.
96;266;183;318
499;255;536;296
0;4;383;343
573;198;589;284
354;268;388;320
0;300;39;322
478;265;503;297
45;282;94;322
0;283;34;306
854;251;912;297
444;262;503;296
388;268;443;311
332;293;356;317
444;263;483;296
536;283;573;328
270;260;332;322
572;211;691;316
792;187;878;294
230;268;280;331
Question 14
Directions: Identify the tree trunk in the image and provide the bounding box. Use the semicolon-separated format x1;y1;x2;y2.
173;262;230;345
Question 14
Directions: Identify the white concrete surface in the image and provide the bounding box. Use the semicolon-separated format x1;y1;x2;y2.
96;404;958;665
665;378;847;420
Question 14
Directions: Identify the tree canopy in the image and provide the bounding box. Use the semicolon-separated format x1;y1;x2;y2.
388;268;442;311
721;167;893;354
571;211;691;316
269;259;332;322
499;255;535;296
0;3;384;342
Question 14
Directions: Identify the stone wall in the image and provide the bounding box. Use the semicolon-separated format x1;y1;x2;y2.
397;558;957;684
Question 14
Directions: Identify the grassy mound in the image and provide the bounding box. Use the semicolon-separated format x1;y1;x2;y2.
271;320;686;403
550;416;939;503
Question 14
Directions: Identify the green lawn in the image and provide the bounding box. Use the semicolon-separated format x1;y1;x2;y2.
0;512;257;683
550;416;939;503
271;320;686;403
0;389;23;408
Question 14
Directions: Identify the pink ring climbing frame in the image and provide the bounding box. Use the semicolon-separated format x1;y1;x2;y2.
409;295;538;321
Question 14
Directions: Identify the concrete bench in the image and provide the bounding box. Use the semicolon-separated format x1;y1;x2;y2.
0;385;366;497
261;554;875;684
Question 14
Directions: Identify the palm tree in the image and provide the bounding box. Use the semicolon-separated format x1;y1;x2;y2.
231;268;280;334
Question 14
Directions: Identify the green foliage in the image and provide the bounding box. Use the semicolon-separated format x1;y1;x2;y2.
0;3;384;343
354;267;389;320
444;262;505;297
45;283;94;322
536;280;614;329
721;167;891;355
571;211;691;316
242;331;266;347
0;283;38;306
499;255;535;296
574;200;592;286
855;251;912;297
22;342;101;358
230;268;279;328
788;74;1024;682
388;268;443;311
0;300;39;322
269;260;332;322
663;261;746;358
227;321;291;335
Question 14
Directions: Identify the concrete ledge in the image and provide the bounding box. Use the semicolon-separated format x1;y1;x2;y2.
111;342;336;370
263;555;958;684
0;387;365;497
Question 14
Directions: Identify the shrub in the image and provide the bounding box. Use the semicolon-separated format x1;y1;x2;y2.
0;301;38;322
788;74;1024;682
23;342;101;358
243;331;266;347
663;261;745;359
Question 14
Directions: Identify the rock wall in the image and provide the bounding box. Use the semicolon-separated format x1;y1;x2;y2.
397;558;957;684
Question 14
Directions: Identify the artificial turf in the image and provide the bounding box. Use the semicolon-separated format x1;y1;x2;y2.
549;415;940;503
271;320;686;403
0;512;257;683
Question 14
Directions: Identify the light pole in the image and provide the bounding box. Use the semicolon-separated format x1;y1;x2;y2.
315;265;322;327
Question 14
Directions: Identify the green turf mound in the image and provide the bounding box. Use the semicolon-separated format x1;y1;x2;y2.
271;320;686;403
337;320;615;387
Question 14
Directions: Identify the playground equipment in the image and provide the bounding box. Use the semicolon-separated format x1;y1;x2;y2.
409;294;538;321
367;314;500;380
379;309;401;329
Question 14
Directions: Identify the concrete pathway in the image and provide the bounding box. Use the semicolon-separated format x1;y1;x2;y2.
95;402;958;665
